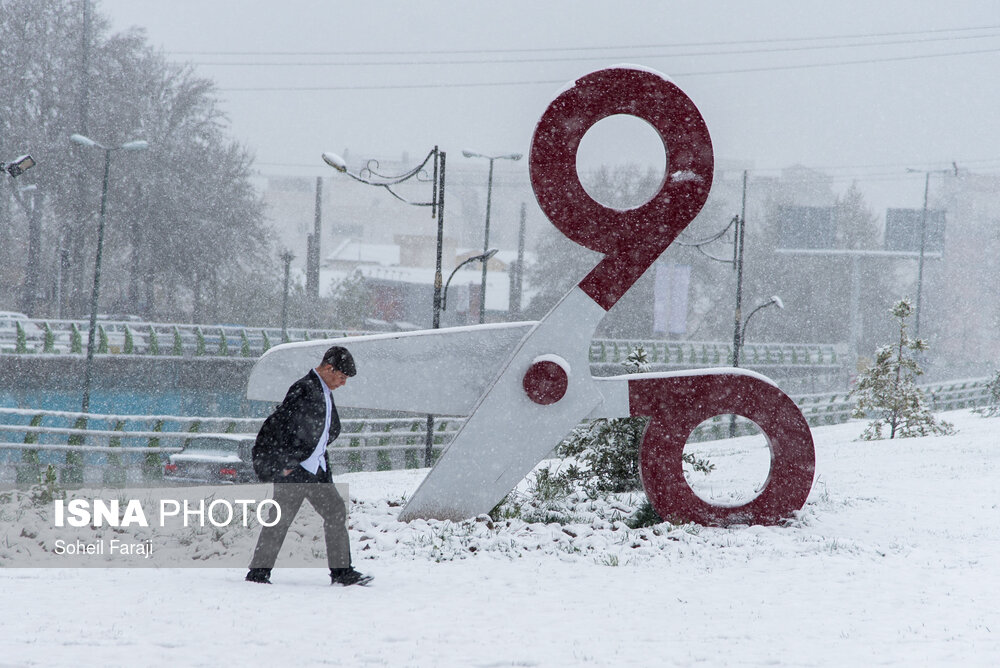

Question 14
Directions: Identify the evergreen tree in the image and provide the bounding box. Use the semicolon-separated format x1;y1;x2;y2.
329;271;370;330
148;326;160;355
849;298;955;439
556;345;713;493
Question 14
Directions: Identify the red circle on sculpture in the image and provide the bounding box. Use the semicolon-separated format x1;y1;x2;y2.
523;360;569;405
630;373;815;526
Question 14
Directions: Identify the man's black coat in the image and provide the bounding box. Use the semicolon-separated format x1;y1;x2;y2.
252;371;341;482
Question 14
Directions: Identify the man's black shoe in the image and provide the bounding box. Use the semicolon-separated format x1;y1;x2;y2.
330;567;372;586
246;568;272;584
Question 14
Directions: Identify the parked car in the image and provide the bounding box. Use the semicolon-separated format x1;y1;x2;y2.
163;435;257;484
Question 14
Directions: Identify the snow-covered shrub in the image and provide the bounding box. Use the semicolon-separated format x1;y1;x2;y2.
626;499;662;528
30;465;64;506
557;345;713;493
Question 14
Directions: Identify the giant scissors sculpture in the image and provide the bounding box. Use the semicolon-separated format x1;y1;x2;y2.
247;66;815;526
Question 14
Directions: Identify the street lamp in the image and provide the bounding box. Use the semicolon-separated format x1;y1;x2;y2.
2;154;36;178
442;249;498;312
323;148;446;326
729;294;783;437
740;295;784;353
462;150;522;323
324;147;446;467
70;133;149;414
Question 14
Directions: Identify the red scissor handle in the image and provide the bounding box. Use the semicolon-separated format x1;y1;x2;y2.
630;374;815;526
529;67;714;311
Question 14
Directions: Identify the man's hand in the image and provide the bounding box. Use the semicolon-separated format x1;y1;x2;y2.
281;468;292;476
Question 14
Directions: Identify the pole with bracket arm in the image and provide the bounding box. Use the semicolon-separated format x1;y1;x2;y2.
324;147;447;466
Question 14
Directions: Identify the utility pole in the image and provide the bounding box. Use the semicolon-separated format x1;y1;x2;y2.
431;149;446;330
728;171;748;438
731;170;747;368
280;251;294;342
24;188;42;316
307;176;322;302
511;202;527;319
914;170;930;340
906;165;955;340
57;249;70;318
72;0;93;317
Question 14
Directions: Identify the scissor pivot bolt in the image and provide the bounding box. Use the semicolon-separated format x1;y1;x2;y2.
523;355;569;405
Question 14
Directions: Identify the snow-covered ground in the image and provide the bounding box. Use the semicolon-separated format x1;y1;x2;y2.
1;409;997;667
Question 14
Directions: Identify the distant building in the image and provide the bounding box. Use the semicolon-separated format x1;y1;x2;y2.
319;235;528;329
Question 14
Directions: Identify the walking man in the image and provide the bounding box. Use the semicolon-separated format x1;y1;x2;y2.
246;345;371;586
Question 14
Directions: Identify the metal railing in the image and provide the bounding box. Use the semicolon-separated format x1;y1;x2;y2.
1;316;845;371
0;407;463;486
1;376;990;485
0;317;362;358
588;339;843;368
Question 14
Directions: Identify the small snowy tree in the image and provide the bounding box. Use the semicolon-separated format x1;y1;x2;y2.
622;345;651;374
849;298;954;440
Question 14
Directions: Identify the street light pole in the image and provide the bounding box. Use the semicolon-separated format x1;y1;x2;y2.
71;134;148;414
480;158;495;323
463;150;521;323
323;147;446;466
81;147;112;414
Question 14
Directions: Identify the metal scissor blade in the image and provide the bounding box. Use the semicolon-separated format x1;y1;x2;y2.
586;367;783;420
399;288;606;521
246;322;536;415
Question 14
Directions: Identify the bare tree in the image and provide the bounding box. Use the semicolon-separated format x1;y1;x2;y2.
0;0;275;324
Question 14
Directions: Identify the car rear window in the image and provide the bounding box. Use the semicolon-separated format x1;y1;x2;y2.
184;438;250;452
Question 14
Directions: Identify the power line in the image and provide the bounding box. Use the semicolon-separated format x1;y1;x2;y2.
217;45;1000;92
254;159;1000;186
189;31;1000;68
169;23;1000;58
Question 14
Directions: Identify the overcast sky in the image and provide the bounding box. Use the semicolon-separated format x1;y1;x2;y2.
100;0;1000;216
